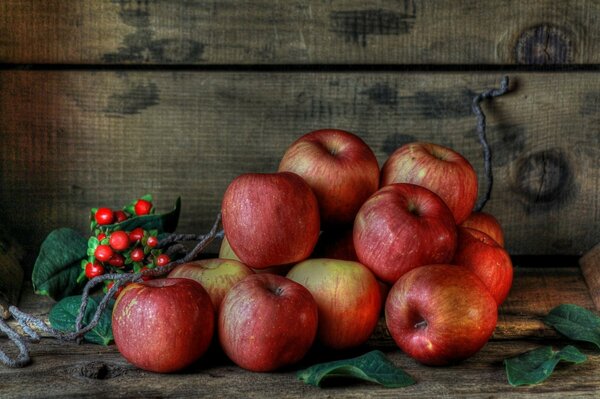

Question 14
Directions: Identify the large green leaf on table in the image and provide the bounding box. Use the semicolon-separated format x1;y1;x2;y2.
543;304;600;349
32;228;88;300
49;295;115;346
504;345;587;386
96;197;181;234
297;350;415;388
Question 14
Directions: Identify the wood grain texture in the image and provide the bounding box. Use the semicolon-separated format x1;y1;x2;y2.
1;71;599;272
0;224;24;319
580;242;600;311
2;267;599;398
2;0;600;65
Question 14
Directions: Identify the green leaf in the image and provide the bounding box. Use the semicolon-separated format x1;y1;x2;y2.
98;197;181;234
297;350;415;388
543;304;600;348
49;295;115;346
504;345;587;386
32;228;88;300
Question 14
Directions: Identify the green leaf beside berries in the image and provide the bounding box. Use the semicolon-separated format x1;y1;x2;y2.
504;345;586;386
32;228;88;300
543;304;600;349
49;295;115;346
95;197;181;235
297;350;415;388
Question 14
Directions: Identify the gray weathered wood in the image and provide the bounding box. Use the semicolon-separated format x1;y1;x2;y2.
580;242;600;311
1;0;600;65
1;71;598;272
0;225;24;318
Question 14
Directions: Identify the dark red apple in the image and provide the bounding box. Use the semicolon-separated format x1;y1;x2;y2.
221;172;320;269
168;258;254;311
353;183;457;284
453;227;513;305
278;129;379;227
461;211;505;247
381;142;478;224
112;278;214;373
218;274;318;372
287;258;381;349
385;264;497;366
219;235;290;275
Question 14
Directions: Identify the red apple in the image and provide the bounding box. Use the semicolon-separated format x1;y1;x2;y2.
278;129;379;227
380;142;478;224
218;235;241;261
168;258;254;311
219;274;318;372
461;211;505;247
221;172;320;269
311;228;358;261
353;183;457;284
453;227;513;305
112;278;214;373
287;258;381;349
219;235;290;275
385;264;497;366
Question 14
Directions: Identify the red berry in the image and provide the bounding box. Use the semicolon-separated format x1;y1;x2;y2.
147;236;158;248
130;247;144;262
129;228;145;243
155;255;170;267
156;254;170;267
95;208;114;225
134;199;152;216
97;233;107;241
114;210;128;223
85;262;104;279
94;245;114;262
108;253;125;268
109;231;130;251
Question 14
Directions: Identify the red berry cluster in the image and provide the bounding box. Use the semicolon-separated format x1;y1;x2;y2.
79;197;171;297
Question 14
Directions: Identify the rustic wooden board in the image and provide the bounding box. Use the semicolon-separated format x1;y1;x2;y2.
1;267;599;398
0;224;24;318
580;242;600;311
1;71;599;272
2;0;600;65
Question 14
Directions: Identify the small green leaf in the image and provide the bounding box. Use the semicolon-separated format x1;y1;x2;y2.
99;197;181;234
49;295;115;346
504;345;587;386
543;304;600;348
32;228;88;300
297;350;415;388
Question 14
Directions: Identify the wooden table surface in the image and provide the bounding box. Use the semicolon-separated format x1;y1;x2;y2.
2;264;599;398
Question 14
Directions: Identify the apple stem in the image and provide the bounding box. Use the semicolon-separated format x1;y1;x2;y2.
0;214;224;369
471;76;510;212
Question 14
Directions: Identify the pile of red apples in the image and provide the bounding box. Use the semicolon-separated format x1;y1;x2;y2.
112;129;513;373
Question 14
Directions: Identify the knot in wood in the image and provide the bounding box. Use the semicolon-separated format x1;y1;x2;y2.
515;24;573;65
78;361;124;380
513;149;573;204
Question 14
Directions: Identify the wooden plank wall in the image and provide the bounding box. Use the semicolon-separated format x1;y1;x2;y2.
0;1;599;274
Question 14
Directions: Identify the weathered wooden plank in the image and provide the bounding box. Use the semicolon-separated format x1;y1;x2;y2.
1;0;600;65
3;267;600;398
0;71;599;274
580;242;600;311
0;224;24;318
0;340;598;399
